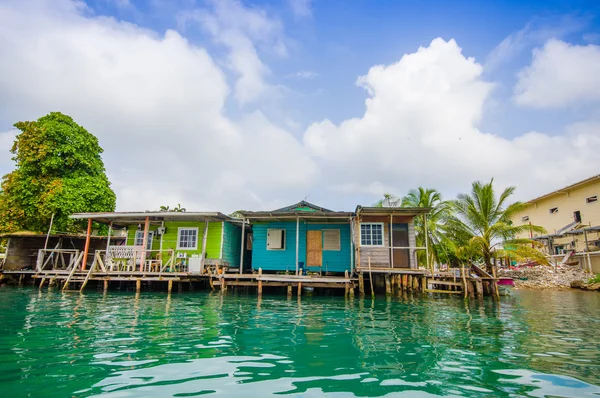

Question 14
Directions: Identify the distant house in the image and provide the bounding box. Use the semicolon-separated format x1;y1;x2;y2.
510;174;600;272
240;201;354;274
354;206;429;271
70;212;244;273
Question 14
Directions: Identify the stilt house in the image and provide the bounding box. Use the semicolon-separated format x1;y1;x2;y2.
240;201;354;274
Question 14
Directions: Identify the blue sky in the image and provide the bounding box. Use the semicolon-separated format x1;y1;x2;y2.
0;0;599;212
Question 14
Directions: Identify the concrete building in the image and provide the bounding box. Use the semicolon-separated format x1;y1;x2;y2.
511;175;600;273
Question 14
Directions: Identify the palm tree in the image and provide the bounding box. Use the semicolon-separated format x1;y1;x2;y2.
447;179;547;272
401;187;453;268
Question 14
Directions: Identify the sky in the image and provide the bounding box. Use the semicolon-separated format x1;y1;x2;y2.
1;0;600;213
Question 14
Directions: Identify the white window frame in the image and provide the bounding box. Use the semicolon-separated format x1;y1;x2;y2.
586;195;598;204
267;228;286;250
134;230;154;250
177;227;199;250
323;229;341;251
360;223;384;247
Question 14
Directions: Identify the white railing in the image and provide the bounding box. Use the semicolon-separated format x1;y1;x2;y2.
104;246;178;273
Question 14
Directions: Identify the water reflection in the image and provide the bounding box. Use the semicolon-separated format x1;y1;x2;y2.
0;288;599;397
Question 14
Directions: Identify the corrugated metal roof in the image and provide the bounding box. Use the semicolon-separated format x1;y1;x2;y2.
70;211;236;225
0;232;121;240
355;206;431;215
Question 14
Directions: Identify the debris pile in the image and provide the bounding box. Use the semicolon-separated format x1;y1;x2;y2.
498;265;590;290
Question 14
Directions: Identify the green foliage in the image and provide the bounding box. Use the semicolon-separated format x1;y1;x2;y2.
159;204;186;212
229;210;244;219
447;179;547;270
0;112;116;233
401;187;456;268
588;274;600;284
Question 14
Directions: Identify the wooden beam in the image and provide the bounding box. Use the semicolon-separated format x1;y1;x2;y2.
82;218;92;271
239;219;246;275
389;213;393;268
295;216;300;275
201;221;209;271
140;216;150;272
105;222;113;253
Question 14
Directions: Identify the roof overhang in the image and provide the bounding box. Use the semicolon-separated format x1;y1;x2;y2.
355;206;431;217
239;211;354;223
0;232;122;240
70;211;235;226
526;174;600;204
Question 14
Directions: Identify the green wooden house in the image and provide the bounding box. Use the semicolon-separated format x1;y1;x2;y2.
70;212;244;273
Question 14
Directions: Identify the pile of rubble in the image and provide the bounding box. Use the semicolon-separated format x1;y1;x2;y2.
498;265;591;290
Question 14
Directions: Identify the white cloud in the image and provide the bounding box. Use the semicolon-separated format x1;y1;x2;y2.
0;0;316;212
485;15;589;72
514;39;600;108
289;0;312;18
179;0;287;104
286;70;319;79
303;38;600;202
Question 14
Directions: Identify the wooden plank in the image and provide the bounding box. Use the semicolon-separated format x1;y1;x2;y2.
427;279;463;287
425;289;462;294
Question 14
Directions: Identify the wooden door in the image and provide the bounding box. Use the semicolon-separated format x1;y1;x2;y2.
392;224;410;268
306;230;323;267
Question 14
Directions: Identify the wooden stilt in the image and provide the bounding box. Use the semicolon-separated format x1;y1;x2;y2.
209;277;214;290
349;283;355;298
18;274;24;286
358;273;365;296
475;280;483;300
390;274;396;294
385;274;391;295
258;268;263;296
167;279;173;294
287;285;292;296
222;278;227;292
82;218;92;271
39;277;46;289
104;279;109;293
413;276;419;291
136;279;141;293
298;282;302;297
344;270;350;297
469;281;475;299
407;275;413;292
491;266;500;300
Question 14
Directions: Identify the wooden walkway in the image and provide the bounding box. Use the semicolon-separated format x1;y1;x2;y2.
2;264;502;300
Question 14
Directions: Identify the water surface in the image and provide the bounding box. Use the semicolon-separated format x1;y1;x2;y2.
0;287;599;397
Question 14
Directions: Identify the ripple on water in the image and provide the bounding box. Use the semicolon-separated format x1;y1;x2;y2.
0;288;599;397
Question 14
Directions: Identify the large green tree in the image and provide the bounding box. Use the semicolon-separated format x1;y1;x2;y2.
446;179;547;271
0;112;116;233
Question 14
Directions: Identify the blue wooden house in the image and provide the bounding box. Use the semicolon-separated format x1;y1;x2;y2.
240;201;354;274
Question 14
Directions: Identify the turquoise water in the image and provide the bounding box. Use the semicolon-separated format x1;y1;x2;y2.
0;288;599;397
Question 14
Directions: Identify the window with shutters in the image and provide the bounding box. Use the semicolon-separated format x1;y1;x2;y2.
177;227;198;250
267;229;286;250
360;223;383;246
134;230;154;250
323;229;341;250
